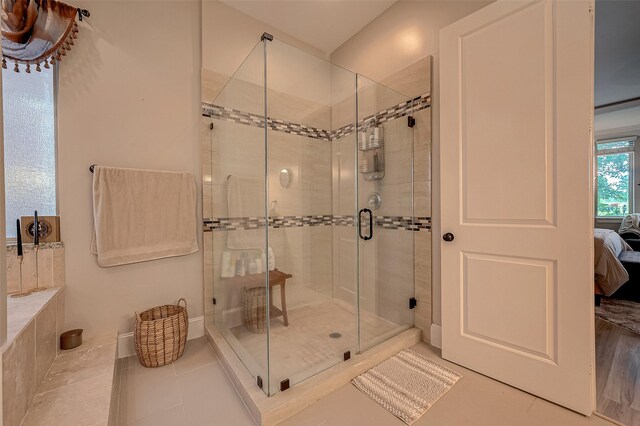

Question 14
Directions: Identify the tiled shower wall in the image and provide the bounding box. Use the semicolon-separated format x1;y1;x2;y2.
330;58;433;339
202;56;432;341
381;57;433;341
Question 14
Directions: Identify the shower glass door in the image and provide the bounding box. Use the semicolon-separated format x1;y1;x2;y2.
356;75;415;352
265;38;358;396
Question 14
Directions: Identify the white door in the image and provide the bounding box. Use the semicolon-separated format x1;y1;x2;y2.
440;0;595;414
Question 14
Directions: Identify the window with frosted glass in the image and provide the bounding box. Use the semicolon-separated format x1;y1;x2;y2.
2;67;56;238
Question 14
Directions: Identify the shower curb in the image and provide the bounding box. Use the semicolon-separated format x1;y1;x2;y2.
205;324;421;425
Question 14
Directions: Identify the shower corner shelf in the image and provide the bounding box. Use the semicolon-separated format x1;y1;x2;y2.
358;124;385;180
363;171;385;181
358;142;383;152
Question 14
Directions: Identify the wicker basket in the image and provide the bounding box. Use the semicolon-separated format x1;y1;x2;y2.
135;298;188;368
242;287;267;334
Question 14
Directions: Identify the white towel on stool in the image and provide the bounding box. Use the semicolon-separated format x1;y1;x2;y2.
91;166;198;267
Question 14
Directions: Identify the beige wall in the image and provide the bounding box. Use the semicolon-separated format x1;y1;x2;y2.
202;1;327;103
56;1;202;337
52;0;489;339
331;0;491;326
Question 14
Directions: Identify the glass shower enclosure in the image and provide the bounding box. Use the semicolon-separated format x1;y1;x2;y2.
204;35;416;396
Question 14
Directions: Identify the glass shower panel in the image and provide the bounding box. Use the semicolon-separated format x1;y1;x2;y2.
265;39;357;395
205;35;421;397
208;42;269;394
356;75;415;352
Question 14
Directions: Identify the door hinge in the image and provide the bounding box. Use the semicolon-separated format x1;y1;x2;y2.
212;297;217;305
409;297;417;309
257;375;263;389
408;116;416;128
280;379;290;392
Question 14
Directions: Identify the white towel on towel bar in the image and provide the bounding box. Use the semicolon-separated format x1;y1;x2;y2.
90;166;198;267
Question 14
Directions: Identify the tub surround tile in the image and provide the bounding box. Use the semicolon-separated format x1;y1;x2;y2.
35;300;57;385
6;242;64;254
5;288;61;347
37;338;117;393
109;358;122;426
7;244;65;294
2;320;36;426
21;332;118;426
55;287;65;355
52;246;65;288
21;373;114;426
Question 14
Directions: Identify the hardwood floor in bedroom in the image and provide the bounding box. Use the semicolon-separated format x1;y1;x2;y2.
596;317;640;425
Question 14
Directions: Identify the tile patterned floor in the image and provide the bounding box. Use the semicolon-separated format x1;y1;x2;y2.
116;337;256;426
117;337;617;426
282;343;617;426
229;300;401;392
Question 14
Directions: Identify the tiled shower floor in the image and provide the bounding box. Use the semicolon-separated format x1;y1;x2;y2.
229;300;404;392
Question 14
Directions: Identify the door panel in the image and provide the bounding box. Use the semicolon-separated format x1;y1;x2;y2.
463;253;556;360
440;0;594;414
461;0;555;225
356;75;415;352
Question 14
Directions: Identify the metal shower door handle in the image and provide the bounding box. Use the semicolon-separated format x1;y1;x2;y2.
359;208;373;241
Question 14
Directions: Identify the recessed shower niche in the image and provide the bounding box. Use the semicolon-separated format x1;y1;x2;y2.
201;35;432;400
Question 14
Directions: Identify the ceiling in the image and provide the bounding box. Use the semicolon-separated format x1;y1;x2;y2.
595;0;640;107
220;0;397;54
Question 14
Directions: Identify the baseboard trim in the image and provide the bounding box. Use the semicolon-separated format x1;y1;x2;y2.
117;315;204;359
430;323;442;349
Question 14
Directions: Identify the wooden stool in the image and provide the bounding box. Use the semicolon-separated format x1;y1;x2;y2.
223;269;292;326
266;269;291;326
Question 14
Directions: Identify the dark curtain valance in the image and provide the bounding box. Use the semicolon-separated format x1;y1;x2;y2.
1;0;80;72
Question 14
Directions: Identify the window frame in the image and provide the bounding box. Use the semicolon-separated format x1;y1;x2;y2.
1;65;59;243
595;136;637;220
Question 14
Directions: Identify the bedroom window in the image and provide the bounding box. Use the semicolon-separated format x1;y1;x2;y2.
596;137;636;217
2;67;57;239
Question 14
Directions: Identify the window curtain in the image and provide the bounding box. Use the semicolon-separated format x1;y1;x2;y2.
1;0;79;73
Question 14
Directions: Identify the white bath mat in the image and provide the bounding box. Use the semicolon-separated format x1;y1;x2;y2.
352;349;461;424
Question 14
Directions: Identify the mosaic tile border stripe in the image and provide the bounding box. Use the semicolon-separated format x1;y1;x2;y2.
203;104;332;141
357;93;431;133
202;93;431;141
203;215;430;232
204;215;333;232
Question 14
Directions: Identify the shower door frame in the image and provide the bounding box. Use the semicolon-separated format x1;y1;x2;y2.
353;73;417;355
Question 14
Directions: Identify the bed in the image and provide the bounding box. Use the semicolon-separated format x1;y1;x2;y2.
594;228;632;296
